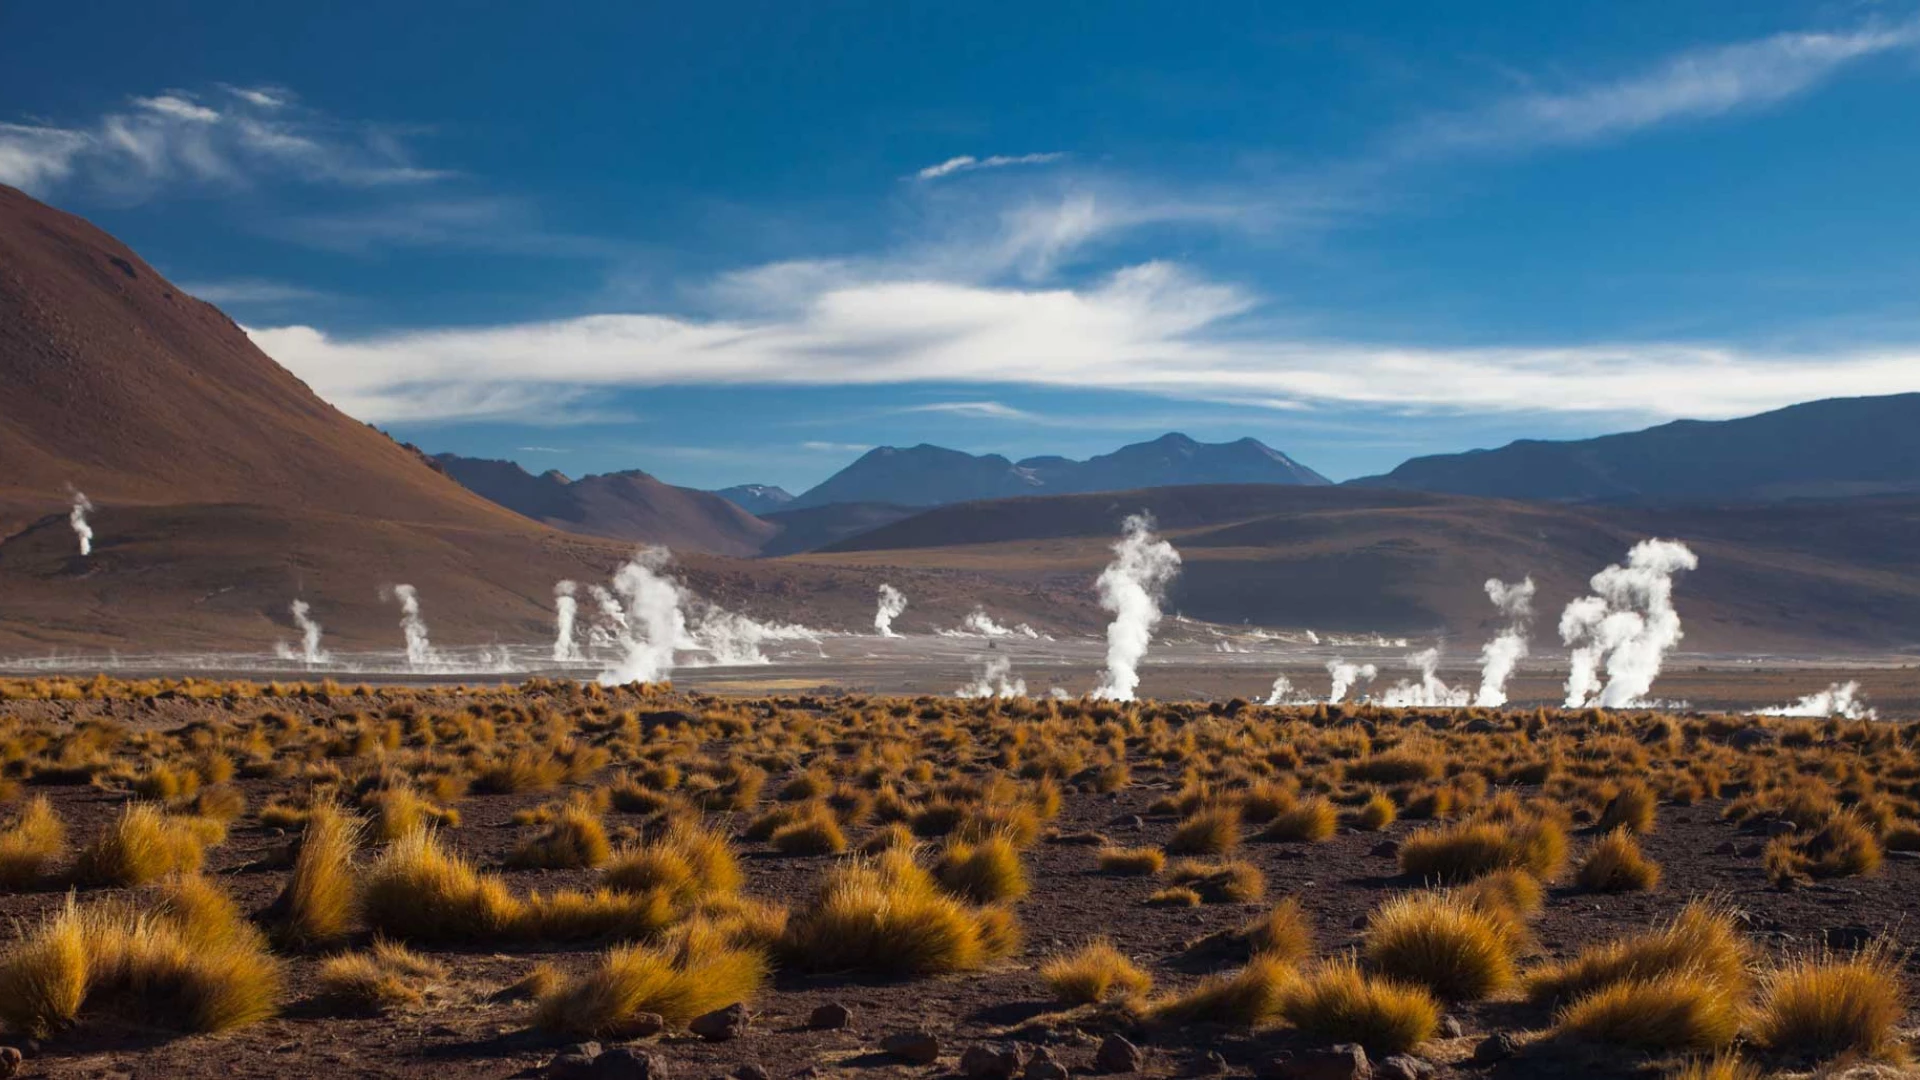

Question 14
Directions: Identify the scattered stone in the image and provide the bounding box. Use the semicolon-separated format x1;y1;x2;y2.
808;1002;853;1030
1267;1044;1370;1080
1826;926;1873;951
1114;815;1146;831
1050;830;1110;846
1464;718;1499;734
690;1003;749;1042
881;1030;942;1065
1739;843;1766;858
1437;1015;1465;1039
620;1013;664;1038
1730;727;1777;750
547;1048;602;1080
730;1066;769;1080
1197;1051;1228;1075
1471;1033;1520;1064
0;1047;20;1079
1368;840;1400;858
961;1046;1022;1080
1095;1035;1144;1074
1712;841;1736;855
596;1048;668;1080
1377;1056;1432;1080
1765;819;1798;837
1025;1047;1069;1080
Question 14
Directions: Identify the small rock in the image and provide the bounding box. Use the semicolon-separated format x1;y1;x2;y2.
1739;843;1766;858
1730;727;1776;750
1377;1056;1432;1080
1025;1048;1069;1080
730;1066;770;1080
1095;1035;1144;1074
595;1048;668;1080
881;1030;942;1065
1114;815;1146;831
548;1049;602;1080
1471;1033;1520;1064
1826;926;1873;951
624;1013;665;1038
1465;718;1498;734
808;1002;853;1030
0;1047;20;1080
1271;1044;1370;1080
1196;1051;1228;1076
690;1003;749;1042
1437;1015;1465;1039
961;1046;1022;1080
1765;819;1798;837
1368;840;1400;858
1712;841;1736;855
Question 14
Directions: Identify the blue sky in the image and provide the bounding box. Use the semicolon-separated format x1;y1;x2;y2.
6;1;1920;492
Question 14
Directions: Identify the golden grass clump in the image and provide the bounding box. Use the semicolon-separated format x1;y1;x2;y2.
1279;957;1440;1056
1154;953;1295;1027
1147;885;1202;907
770;807;849;855
272;801;362;947
1398;817;1566;884
1167;858;1266;904
1552;971;1743;1052
1040;939;1153;1004
1576;828;1662;892
318;939;447;1012
74;803;211;886
1353;792;1397;831
605;819;743;905
1362;891;1516;1001
0;795;66;888
362;828;518;942
1241;897;1316;964
536;920;770;1036
1523;900;1752;1006
1168;805;1242;855
781;848;1017;975
934;833;1029;904
0;877;283;1038
1751;945;1907;1061
1262;796;1338;843
508;800;612;869
1667;1057;1763;1080
1096;845;1165;875
1455;868;1545;925
1597;781;1659;834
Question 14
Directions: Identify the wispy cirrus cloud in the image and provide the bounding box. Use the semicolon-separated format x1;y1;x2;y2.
915;152;1067;181
1398;19;1920;158
0;85;447;199
897;401;1042;421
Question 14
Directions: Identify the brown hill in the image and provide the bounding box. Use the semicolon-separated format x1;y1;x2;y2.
0;186;1098;653
800;485;1920;653
432;454;778;557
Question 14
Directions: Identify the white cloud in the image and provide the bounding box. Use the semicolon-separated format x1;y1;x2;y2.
0;85;447;198
801;441;872;453
1404;20;1920;156
899;401;1042;421
249;255;1920;426
916;152;1067;181
179;278;329;304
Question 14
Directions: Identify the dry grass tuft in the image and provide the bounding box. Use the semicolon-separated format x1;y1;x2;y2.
1751;945;1907;1061
362;829;518;943
781;849;1017;975
508;800;611;869
1167;858;1266;904
1398;817;1566;884
1597;781;1659;834
770;807;848;855
1552;971;1742;1052
0;796;66;888
1576;828;1663;893
934;833;1029;904
1096;845;1165;875
1241;897;1315;964
74;803;211;886
1278;957;1439;1055
1168;805;1241;855
1153;953;1294;1027
1040;939;1153;1004
1262;797;1338;843
1362;891;1516;1001
1522;900;1752;1006
318;939;447;1012
536;920;769;1036
272;801;362;947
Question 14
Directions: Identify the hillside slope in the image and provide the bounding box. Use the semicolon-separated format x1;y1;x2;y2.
432;455;778;557
1353;394;1920;500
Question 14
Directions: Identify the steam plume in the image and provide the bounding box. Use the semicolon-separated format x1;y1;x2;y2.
688;604;818;665
553;580;580;662
961;608;1040;638
1759;681;1876;720
586;584;627;648
1475;576;1535;707
67;489;94;556
1264;675;1295;706
1326;659;1378;704
1560;539;1698;708
874;584;908;637
273;599;331;665
382;584;435;668
957;655;1027;699
1379;648;1471;707
599;547;686;686
1092;514;1182;702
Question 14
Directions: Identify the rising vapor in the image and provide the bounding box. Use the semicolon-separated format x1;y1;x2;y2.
1560;539;1699;708
874;583;908;637
1759;681;1876;720
1326;659;1378;704
599;547;687;686
272;599;331;665
1379;648;1471;707
957;655;1028;699
67;489;94;556
553;580;580;662
1092;514;1181;702
382;583;436;668
1475;576;1535;707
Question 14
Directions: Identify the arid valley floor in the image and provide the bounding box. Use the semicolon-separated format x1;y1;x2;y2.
0;677;1916;1080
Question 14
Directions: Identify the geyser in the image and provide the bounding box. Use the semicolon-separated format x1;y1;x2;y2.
1379;648;1470;707
1326;659;1378;704
957;655;1027;699
874;584;908;637
67;489;94;556
1475;576;1535;707
1092;514;1181;702
599;547;685;686
382;584;436;669
1560;539;1698;708
553;580;580;662
272;599;331;665
1759;681;1876;720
